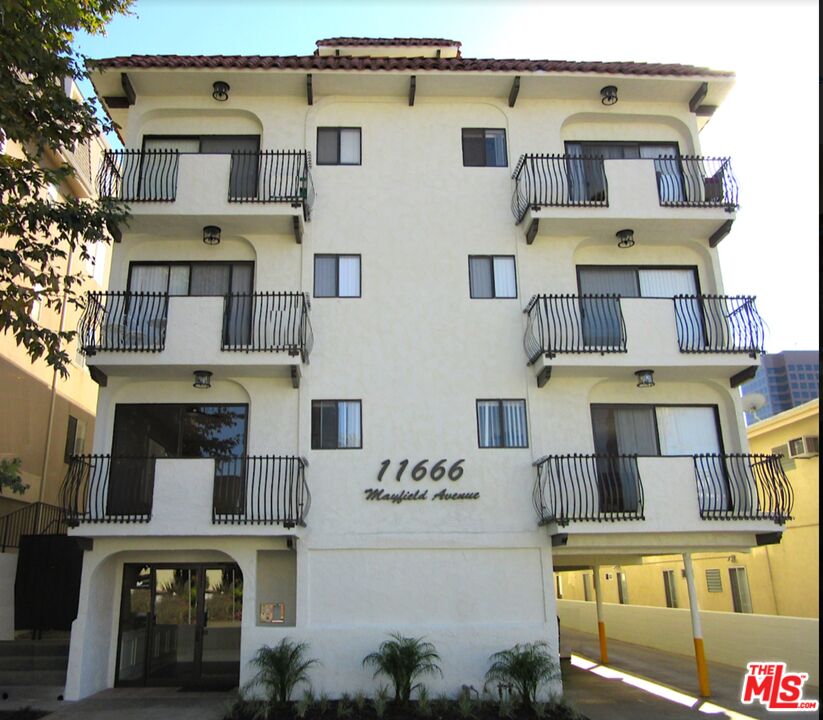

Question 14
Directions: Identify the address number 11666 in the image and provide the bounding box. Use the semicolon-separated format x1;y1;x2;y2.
377;459;465;482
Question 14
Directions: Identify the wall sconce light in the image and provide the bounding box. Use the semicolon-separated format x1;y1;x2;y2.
202;225;221;245
212;81;230;102
727;555;737;564
635;369;655;388
600;85;618;106
616;228;635;248
193;370;212;389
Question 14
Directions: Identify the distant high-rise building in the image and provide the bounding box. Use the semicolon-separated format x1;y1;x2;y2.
742;350;820;421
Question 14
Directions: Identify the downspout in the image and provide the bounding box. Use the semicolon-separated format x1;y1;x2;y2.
36;245;74;531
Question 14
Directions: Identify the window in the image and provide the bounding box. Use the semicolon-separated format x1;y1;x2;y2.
64;415;87;463
317;127;361;165
128;262;253;296
109;403;248;517
705;568;723;593
314;255;361;298
617;572;629;604
583;574;592;602
566;141;682;202
729;567;753;613
461;129;507;167
312;401;362;449
468;256;517;298
662;570;678;608
476;400;528;448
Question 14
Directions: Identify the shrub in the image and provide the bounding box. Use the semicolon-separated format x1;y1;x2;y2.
363;632;443;704
484;642;557;709
245;638;319;705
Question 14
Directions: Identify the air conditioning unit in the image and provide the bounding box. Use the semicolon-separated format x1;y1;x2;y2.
787;436;819;459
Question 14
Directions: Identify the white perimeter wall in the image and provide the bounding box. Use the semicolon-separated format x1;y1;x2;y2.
557;599;819;686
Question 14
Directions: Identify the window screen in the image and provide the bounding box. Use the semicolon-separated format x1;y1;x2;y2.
311;401;362;449
477;400;528;448
469;256;516;298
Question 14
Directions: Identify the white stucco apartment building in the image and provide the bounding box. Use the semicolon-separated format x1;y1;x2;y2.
61;37;793;699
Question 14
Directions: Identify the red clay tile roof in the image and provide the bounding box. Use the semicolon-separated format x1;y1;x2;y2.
88;54;733;78
316;37;461;47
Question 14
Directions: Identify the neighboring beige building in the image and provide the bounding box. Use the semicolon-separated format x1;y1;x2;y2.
557;398;818;618
0;79;110;517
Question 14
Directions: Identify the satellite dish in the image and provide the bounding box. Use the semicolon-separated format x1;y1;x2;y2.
742;392;766;421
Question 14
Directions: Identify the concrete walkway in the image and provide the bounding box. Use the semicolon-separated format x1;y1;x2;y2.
1;687;236;719
561;627;819;720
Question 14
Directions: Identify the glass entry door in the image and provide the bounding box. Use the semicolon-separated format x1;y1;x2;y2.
117;563;242;687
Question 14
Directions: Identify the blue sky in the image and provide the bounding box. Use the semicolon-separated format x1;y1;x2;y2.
74;0;819;353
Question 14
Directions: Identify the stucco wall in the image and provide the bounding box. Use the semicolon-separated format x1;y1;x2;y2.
0;553;17;640
557;599;819;685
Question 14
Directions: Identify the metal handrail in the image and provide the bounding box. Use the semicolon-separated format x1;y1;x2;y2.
693;453;793;523
524;294;627;363
212;455;310;527
655;156;738;208
674;295;764;356
512;154;608;223
97;149;179;201
0;502;67;552
533;454;645;525
228;150;314;219
60;455;153;524
79;291;169;354
221;292;313;361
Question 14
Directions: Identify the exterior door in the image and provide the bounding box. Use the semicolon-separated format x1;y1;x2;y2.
116;563;242;687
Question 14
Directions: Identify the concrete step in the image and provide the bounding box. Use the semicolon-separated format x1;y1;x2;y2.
0;654;68;670
0;640;70;658
0;669;67;686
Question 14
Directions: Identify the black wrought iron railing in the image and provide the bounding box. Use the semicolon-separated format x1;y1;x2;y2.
97;149;180;201
512;154;608;223
61;455;154;524
79;291;169;354
533;454;645;525
228;150;315;218
655;156;738;208
674;295;764;356
0;502;67;552
221;292;313;362
213;456;310;527
693;453;793;523
524;294;626;363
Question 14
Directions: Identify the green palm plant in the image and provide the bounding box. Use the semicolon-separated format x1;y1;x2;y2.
362;633;443;704
484;642;557;709
245;638;319;704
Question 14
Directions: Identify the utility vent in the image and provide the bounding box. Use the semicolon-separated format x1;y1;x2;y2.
787;435;819;459
706;568;723;593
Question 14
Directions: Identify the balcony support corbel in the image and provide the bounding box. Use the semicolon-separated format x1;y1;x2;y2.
291;365;301;389
306;74;313;106
508;76;521;107
408;75;416;106
89;366;107;387
730;365;758;388
536;366;552;388
292;216;302;244
525;218;539;245
709;219;734;247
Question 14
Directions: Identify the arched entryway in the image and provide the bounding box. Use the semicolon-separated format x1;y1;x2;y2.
116;562;243;688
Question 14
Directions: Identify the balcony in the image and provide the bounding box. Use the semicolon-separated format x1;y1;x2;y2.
60;454;309;534
98;149;314;241
523;294;764;387
532;454;792;550
79;291;313;385
511;154;738;245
